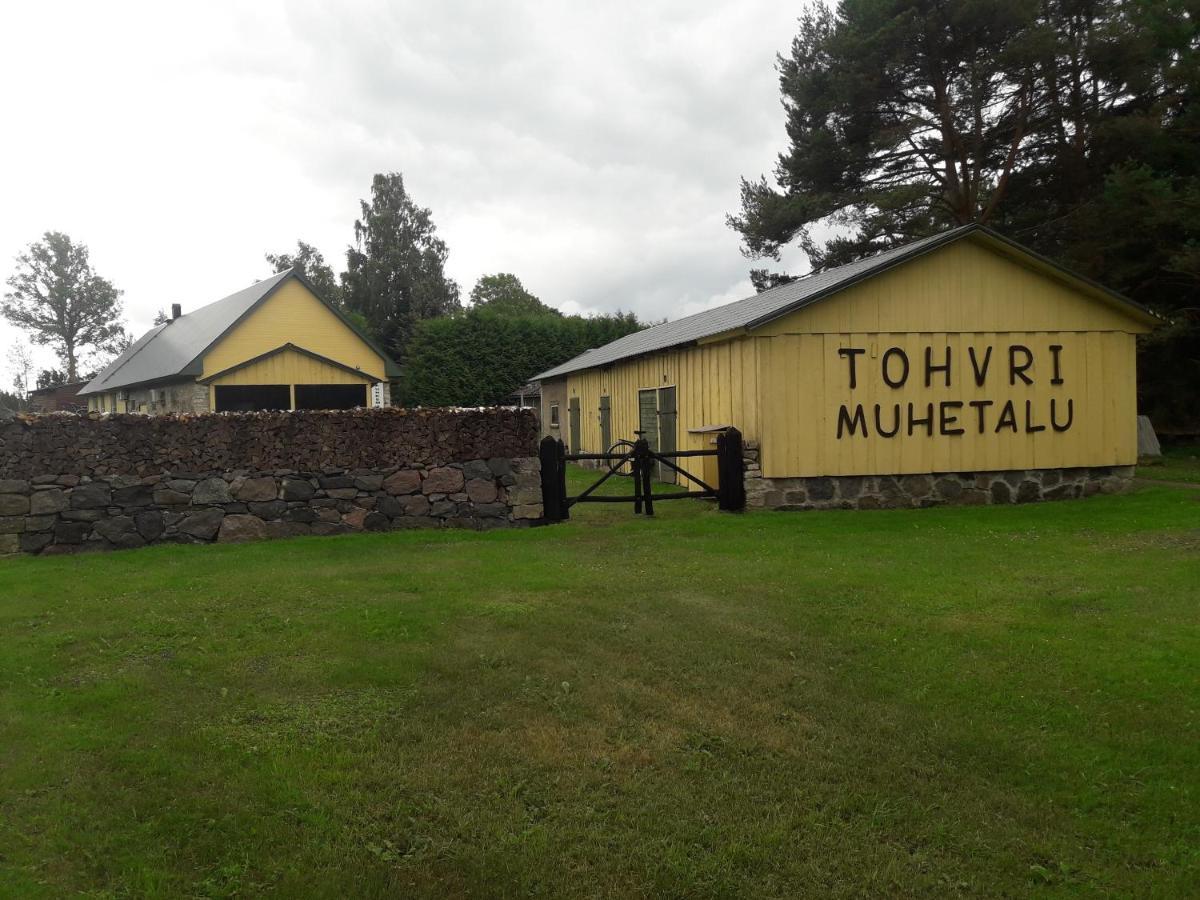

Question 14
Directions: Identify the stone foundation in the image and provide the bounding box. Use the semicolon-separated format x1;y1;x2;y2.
0;457;542;556
743;441;1133;510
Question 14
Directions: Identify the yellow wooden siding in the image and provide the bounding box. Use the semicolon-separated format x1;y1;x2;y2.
564;236;1146;480
200;280;387;382
565;338;762;483
755;239;1152;337
207;348;374;387
757;330;1137;477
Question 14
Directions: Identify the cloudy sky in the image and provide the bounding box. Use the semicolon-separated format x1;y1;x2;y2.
0;0;812;386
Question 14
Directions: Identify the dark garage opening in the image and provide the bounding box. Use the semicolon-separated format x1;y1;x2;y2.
294;384;368;410
214;384;291;412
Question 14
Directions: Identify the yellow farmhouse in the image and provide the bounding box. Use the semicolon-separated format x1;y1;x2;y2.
535;225;1160;508
81;268;399;414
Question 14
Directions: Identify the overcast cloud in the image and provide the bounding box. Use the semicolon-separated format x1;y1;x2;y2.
0;0;812;383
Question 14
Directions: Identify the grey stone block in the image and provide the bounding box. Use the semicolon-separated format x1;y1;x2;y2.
192;478;232;505
0;494;30;516
30;488;68;515
178;508;224;540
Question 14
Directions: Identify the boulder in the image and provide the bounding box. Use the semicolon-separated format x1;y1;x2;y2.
383;470;421;495
0;516;24;534
0;494;30;516
486;458;513;477
342;508;369;529
429;499;457;518
135;510;166;541
0;479;30;493
422;466;464;495
217;514;268;543
465;479;498;504
401;495;431;517
265;521;311;539
1137;415;1161;458
192;478;232;505
153;489;192;506
112;483;154;506
281;478;315;502
233;476;277;502
178;508;225;540
462;459;493;482
1016;480;1042;503
363;511;390;531
53;521;88;544
29;488;68;515
353;473;385;492
70;482;111;509
19;532;52;553
247;500;288;520
93;516;137;543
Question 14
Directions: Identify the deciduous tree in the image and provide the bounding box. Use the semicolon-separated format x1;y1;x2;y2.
2;232;125;382
266;240;343;306
342;173;460;361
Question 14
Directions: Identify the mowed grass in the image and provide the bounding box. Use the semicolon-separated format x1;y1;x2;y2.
1;474;1198;898
1138;443;1200;484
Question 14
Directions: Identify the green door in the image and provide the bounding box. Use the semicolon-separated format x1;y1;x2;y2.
657;386;677;484
599;395;611;451
568;397;581;453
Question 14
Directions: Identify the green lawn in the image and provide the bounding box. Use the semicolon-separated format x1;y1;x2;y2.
1138;444;1200;484
1;475;1198;897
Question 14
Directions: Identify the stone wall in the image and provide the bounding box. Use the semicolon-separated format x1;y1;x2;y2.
120;380;210;415
743;441;1133;510
0;408;541;555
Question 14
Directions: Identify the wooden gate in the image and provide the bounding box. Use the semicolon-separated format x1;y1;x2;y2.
538;427;745;521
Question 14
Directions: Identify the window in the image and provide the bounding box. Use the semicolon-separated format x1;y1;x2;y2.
550;403;560;427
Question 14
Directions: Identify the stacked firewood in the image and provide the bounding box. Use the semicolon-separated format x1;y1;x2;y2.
0;407;539;479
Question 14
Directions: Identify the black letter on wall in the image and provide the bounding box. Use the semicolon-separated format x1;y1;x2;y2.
1049;344;1064;385
875;404;901;438
925;346;951;387
882;348;909;388
939;401;965;435
968;346;992;387
837;404;869;438
1051;397;1074;432
838;347;866;389
1009;345;1034;385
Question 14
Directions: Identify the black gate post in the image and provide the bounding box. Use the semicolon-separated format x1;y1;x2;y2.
556;438;569;520
717;427;745;512
540;436;564;522
635;437;654;516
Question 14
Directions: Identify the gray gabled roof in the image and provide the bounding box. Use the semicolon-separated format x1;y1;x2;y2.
533;224;1159;380
81;269;400;394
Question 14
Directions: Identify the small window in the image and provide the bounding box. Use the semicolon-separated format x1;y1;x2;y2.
550;403;560;427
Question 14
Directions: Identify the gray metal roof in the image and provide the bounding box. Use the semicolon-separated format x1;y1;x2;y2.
80;270;293;394
534;228;966;381
533;224;1159;381
81;269;401;394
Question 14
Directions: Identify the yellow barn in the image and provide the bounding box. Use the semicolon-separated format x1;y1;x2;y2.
81;268;399;414
535;225;1160;508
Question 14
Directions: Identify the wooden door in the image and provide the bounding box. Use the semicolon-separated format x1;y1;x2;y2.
599;395;611;451
657;386;677;483
568;397;581;453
